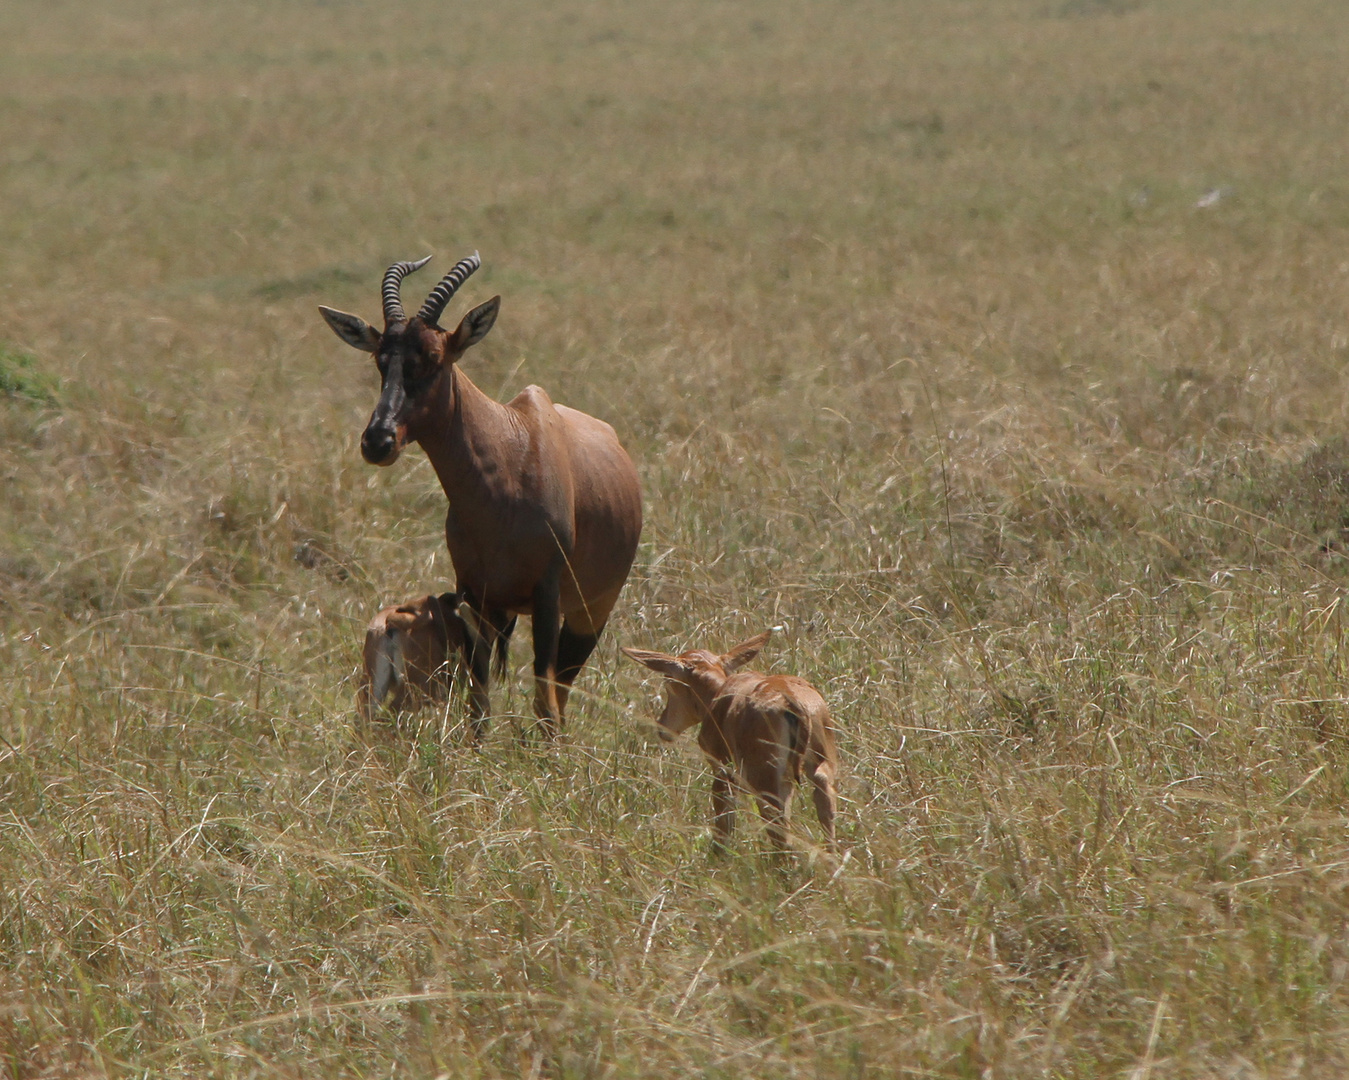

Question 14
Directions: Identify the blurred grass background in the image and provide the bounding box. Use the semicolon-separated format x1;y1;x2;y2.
4;0;1349;1075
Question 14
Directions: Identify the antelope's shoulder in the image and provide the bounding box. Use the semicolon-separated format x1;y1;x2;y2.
504;383;557;415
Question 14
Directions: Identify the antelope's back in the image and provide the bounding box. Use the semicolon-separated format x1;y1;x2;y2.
555;402;643;598
725;671;836;766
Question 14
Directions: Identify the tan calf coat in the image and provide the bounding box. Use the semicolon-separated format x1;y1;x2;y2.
623;631;839;855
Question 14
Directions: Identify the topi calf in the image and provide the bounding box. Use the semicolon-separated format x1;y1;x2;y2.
622;631;838;857
359;592;511;722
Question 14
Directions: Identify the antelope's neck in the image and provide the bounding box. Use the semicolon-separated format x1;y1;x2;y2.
415;366;521;503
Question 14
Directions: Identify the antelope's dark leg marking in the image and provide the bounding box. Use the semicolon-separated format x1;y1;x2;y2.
553;621;601;718
530;572;563;737
466;601;511;742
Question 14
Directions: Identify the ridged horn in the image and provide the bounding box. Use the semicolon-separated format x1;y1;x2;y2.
381;256;433;324
416;251;482;326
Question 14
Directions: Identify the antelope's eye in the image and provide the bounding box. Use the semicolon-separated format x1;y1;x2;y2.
403;363;434;390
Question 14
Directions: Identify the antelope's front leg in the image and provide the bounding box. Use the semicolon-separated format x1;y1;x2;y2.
530;572;563;737
463;599;506;743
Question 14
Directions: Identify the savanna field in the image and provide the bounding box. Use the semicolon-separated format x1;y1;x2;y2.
4;0;1349;1075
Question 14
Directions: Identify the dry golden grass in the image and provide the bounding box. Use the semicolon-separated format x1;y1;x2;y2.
5;0;1349;1075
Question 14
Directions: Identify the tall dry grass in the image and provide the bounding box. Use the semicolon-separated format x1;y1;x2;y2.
4;0;1349;1075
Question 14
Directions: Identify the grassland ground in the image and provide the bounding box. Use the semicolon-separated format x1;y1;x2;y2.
4;0;1349;1075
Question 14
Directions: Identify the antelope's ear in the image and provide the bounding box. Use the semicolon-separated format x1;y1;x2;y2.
456;601;486;649
722;631;771;673
319;306;381;353
621;646;690;680
449;296;500;354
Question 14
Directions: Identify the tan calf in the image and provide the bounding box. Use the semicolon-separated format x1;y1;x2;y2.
358;593;474;722
622;631;839;855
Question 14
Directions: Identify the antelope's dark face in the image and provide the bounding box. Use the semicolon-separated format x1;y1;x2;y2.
361;320;447;466
318;253;501;467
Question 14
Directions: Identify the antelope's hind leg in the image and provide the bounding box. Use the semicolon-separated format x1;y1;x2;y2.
754;787;794;863
809;760;838;852
553;620;602;719
530;575;564;737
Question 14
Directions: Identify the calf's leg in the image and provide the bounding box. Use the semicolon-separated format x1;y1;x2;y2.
755;789;792;859
809;761;839;852
710;767;737;855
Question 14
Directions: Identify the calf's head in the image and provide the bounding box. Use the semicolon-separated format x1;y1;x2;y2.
622;631;771;741
378;592;467;661
318;253;501;466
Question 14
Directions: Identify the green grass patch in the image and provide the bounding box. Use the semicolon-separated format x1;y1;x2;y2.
0;344;57;405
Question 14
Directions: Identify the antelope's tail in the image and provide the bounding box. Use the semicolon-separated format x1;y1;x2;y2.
493;616;518;679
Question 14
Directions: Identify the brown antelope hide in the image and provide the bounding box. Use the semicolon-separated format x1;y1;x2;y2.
622;631;839;856
321;253;643;739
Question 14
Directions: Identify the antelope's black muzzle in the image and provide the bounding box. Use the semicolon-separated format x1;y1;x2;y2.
361;426;399;466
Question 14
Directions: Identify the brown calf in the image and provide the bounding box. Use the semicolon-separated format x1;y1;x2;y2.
358;593;478;722
622;631;839;856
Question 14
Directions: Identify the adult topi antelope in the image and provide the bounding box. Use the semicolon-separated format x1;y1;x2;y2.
321;254;643;738
622;631;839;856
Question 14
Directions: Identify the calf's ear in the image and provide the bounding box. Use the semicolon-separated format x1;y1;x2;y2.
318;306;381;352
456;601;487;650
620;646;690;680
722;631;771;672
